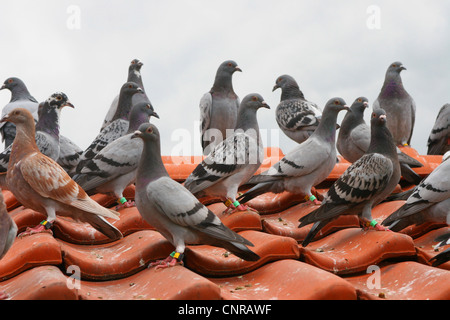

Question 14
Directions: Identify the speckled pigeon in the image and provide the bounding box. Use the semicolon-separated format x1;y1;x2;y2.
382;154;450;232
76;82;144;173
299;109;401;247
0;93;74;172
0;77;39;148
133;123;260;268
200;60;242;155
429;232;450;267
101;59;149;131
427;103;450;155
373;61;416;146
238;98;349;206
185;94;269;213
74;102;159;210
337;97;423;185
273;74;322;144
1;108;122;240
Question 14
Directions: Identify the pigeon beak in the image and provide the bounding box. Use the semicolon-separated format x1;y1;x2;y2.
343;105;350;112
380;114;387;121
363;102;369;108
0;115;9;123
272;84;280;92
235;66;242;73
63;101;75;109
262;101;270;109
152;111;160;119
137;87;144;93
131;130;142;139
400;65;406;71
0;84;5;90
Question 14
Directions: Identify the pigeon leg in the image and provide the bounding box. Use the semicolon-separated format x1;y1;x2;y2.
18;220;53;238
224;199;258;214
360;218;391;232
149;251;184;269
305;194;321;205
115;197;136;211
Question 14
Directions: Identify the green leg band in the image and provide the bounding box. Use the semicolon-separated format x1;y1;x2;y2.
118;197;127;205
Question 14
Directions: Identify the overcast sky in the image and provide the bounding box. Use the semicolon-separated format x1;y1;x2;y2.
0;0;448;157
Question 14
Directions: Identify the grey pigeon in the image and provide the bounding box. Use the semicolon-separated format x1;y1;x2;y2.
337;97;423;185
299;109;401;247
0;93;74;172
427;103;450;155
382;154;450;232
273;74;322;144
373;61;416;146
185;94;269;213
75;82;144;173
132;123;260;268
57;135;83;177
200;60;242;155
0;77;39;148
101;59;150;131
74;102;159;210
238;98;349;206
429;233;450;267
0;190;17;300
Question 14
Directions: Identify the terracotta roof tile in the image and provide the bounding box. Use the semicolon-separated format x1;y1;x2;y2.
0;147;449;301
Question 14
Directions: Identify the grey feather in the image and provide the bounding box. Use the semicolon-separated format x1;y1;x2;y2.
427;103;450;155
0;190;17;260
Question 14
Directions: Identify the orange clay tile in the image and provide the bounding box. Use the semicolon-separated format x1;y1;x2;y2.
0;266;78;300
207;203;262;232
244;192;304;215
345;261;450;300
9;206;46;234
0;233;62;280
184;231;300;277
210;259;357;300
414;227;450;270
59;230;174;281
2;190;20;211
300;228;416;275
77;265;222;300
262;202;359;242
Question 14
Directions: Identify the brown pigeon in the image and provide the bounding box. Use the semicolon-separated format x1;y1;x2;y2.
0;108;123;240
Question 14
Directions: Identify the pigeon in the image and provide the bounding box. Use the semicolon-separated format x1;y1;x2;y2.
200;60;242;155
0;77;39;148
0;108;123;240
75;82;144;173
57;135;83;177
238;98;349;206
382;154;450;232
0;190;17;300
337;97;423;185
299;109;401;247
101;59;149;131
429;233;450;267
427;103;450;156
273;74;322;144
0;93;74;172
73;102;159;210
133;123;260;268
373;61;416;146
184;94;269;213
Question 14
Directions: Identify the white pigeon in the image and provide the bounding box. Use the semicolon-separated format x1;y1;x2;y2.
185;94;269;213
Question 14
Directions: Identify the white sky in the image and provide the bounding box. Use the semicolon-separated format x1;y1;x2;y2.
0;0;449;156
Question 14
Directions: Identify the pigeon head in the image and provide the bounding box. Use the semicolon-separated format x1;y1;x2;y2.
1;108;35;126
133;102;159;119
45;92;74;110
387;61;406;75
324;98;350;113
371;108;388;127
129;59;144;71
349;97;369;113
218;60;242;75
273;75;298;92
241;93;270;111
120;82;144;96
131;123;160;143
128;102;160;132
1;77;26;91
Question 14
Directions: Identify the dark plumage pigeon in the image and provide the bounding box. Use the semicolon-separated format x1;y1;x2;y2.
337;97;423;185
133;123;260;268
299;109;401;247
0;93;74;172
74;102;159;210
373;61;416;146
238;98;349;206
76;82;144;173
0;77;39;148
0;108;122;240
101;59;150;131
200;60;242;155
273;74;322;144
382;154;450;232
429;233;450;267
0;190;17;300
185;94;269;213
427;103;450;155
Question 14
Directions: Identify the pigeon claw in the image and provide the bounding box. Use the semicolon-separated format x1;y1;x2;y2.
149;256;183;269
115;200;136;211
18;224;53;238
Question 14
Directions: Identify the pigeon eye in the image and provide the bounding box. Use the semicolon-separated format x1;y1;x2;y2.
8;79;13;84
146;104;151;109
128;84;133;89
56;96;62;101
334;100;341;105
146;128;153;133
227;62;233;67
252;96;258;102
357;98;362;102
392;64;397;67
14;110;20;115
